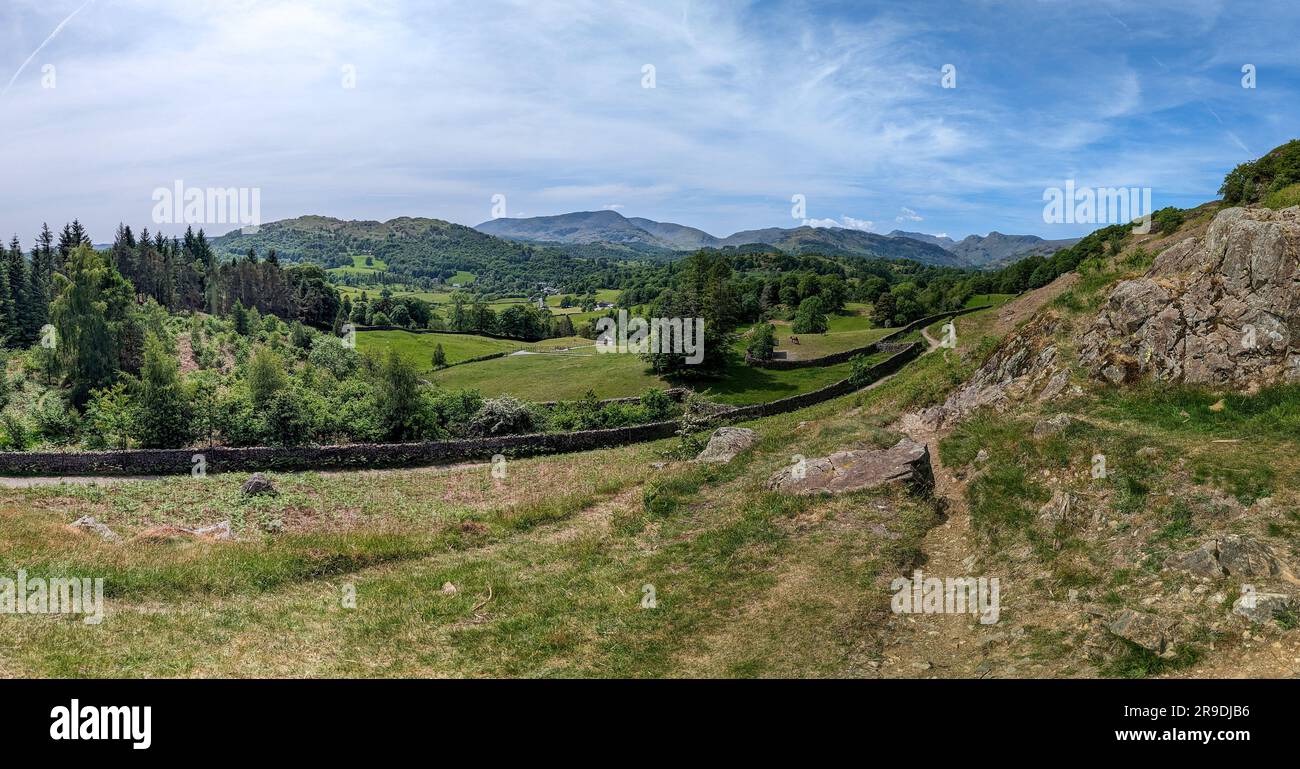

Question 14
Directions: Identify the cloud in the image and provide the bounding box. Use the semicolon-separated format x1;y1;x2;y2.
803;215;875;231
0;0;1294;241
1;0;96;98
840;216;876;232
895;207;923;223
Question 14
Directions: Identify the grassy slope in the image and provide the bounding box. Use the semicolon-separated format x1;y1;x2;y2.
0;300;991;678
0;348;962;676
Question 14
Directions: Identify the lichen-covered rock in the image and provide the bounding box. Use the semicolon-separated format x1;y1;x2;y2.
1107;608;1177;653
1232;591;1297;624
1216;535;1283;578
1033;414;1072;438
694;427;757;464
1078;206;1300;389
767;438;933;496
241;472;277;497
1164;543;1226;579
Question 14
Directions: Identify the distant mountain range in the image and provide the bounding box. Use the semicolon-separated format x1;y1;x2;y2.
477;210;1076;268
888;229;1081;267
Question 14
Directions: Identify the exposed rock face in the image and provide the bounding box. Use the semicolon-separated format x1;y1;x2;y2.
1078;206;1300;389
694;427;757;464
1163;535;1294;581
898;314;1067;433
241;473;278;497
767;438;933;496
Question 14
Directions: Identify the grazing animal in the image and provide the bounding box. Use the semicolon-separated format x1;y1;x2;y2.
790;336;800;345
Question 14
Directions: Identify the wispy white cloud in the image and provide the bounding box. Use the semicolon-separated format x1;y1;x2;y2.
0;0;1295;241
1;0;96;98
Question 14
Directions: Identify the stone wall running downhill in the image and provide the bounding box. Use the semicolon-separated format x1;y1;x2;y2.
745;305;990;369
0;344;922;477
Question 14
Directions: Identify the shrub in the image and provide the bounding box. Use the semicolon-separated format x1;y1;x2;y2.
849;353;876;386
467;396;541;437
133;334;192;449
746;323;777;361
308;336;359;379
1264;183;1300;210
374;349;431;441
215;386;261;447
426;387;483;437
640;388;675;420
246;346;288;408
1;411;29;450
320;379;383;443
1151;206;1184;234
33;394;80;446
259;387;313;447
290;321;313;350
85;383;134;449
1219;139;1300;204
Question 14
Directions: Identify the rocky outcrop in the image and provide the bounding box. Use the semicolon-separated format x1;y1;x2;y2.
1078;206;1300;389
694;427;757;464
767;438;933;496
1163;535;1296;581
898;314;1068;432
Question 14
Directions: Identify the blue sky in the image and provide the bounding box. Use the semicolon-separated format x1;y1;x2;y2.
1;0;1297;243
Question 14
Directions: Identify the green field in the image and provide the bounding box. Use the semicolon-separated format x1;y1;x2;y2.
357;330;524;369
546;289;621;316
428;349;667;401
422;341;875;405
965;293;1015;308
754;326;894;360
327;255;388;276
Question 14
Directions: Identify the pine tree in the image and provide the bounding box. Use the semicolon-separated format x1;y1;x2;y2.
231;300;250;335
28;223;55;338
0;256;10;347
5;236;30;345
132;333;191;449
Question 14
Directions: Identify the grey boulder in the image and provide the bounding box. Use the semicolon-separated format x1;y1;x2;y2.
694;427;758;464
767;438;933;496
